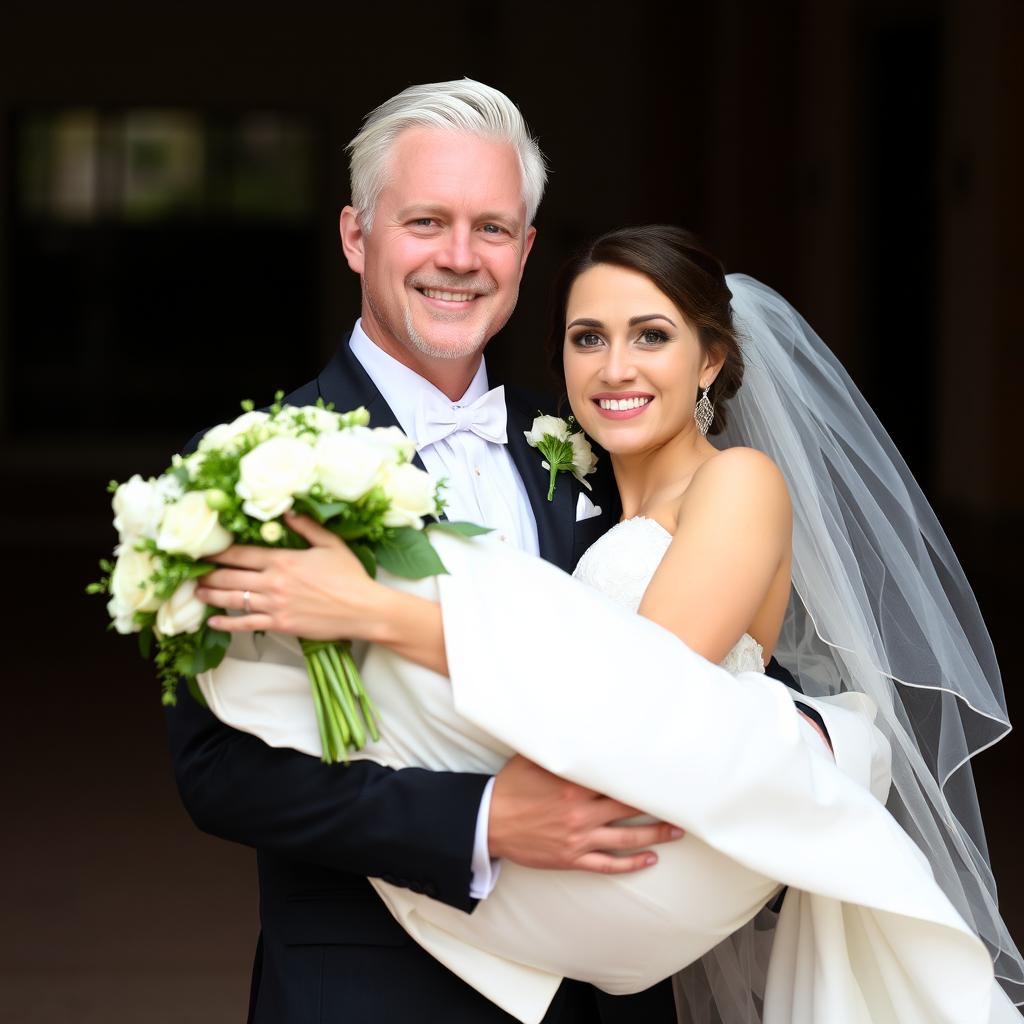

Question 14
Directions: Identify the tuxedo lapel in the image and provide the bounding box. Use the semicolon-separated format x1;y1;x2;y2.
504;395;576;573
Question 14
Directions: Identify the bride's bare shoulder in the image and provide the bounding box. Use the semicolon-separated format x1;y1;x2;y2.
676;447;790;524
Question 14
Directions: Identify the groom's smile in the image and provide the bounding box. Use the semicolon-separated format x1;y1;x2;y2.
409;273;497;318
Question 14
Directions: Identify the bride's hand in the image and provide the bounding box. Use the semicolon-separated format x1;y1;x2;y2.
198;512;385;641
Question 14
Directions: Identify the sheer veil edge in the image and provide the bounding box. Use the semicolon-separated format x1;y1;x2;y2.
674;274;1022;1024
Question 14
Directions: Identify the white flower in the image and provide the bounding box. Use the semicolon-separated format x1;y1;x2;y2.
524;414;570;447
157;491;233;558
381;463;437;529
314;430;392;501
236;436;317;521
107;547;162;634
370;426;416;464
524;415;599;501
112;475;164;545
569;431;598;489
198;410;271;452
156;579;207;637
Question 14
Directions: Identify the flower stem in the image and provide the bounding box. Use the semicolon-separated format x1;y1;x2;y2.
547;463;558;501
330;642;381;743
320;645;365;751
307;647;348;762
306;663;335;764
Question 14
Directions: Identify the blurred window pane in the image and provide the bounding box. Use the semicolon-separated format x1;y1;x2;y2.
121;111;205;221
19;109;100;221
16;107;313;223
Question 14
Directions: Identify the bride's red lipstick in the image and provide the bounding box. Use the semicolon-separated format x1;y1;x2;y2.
591;392;654;420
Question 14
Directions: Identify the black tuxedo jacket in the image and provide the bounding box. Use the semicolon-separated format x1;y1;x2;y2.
166;332;803;1024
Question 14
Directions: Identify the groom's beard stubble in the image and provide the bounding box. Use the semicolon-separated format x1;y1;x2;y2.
403;308;490;361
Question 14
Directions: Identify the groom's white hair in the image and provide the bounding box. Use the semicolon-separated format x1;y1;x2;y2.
346;78;548;232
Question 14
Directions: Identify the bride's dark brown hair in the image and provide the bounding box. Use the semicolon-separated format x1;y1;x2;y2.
546;225;744;436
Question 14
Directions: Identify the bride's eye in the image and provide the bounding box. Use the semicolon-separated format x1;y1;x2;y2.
570;332;603;349
638;328;669;346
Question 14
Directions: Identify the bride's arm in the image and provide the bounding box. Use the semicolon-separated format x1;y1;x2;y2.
638;447;791;664
199;512;450;675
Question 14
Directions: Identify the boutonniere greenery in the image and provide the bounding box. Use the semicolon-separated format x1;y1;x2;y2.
524;415;599;501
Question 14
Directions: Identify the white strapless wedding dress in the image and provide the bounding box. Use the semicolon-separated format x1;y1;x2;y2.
198;523;1019;1024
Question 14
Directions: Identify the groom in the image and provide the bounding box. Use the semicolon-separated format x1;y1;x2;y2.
167;79;802;1024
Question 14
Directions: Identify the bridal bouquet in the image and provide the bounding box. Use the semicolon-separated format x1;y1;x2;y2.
88;395;485;763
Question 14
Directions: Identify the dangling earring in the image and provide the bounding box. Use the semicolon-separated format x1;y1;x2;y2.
694;386;714;436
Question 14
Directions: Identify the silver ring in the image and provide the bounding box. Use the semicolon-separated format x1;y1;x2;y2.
242;590;252;615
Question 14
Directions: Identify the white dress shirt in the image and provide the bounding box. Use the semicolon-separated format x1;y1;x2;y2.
349;320;540;898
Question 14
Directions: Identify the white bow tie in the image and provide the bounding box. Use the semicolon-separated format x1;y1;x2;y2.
415;385;508;448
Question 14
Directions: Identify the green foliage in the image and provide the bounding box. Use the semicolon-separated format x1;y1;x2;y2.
426;520;493;539
191;622;231;675
86;557;115;597
349;542;377;578
294;495;348;524
155;631;194;705
377;527;449;579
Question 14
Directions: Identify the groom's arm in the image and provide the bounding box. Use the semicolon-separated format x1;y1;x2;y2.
166;685;489;912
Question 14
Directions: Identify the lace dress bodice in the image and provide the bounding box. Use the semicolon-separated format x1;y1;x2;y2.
573;516;765;675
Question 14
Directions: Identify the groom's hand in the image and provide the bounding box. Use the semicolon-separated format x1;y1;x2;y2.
488;755;684;874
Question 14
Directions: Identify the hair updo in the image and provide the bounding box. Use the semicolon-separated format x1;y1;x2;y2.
547;225;743;435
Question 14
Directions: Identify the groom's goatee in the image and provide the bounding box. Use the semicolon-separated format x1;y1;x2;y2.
402;310;491;359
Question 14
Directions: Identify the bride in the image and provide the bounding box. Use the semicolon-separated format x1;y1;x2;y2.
195;225;1023;1023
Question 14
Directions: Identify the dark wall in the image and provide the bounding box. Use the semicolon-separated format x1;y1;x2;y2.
2;2;1021;1021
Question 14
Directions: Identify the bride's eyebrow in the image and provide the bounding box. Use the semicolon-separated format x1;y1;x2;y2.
565;314;679;330
628;314;677;327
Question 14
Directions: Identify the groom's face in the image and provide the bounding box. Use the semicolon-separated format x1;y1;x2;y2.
343;128;536;367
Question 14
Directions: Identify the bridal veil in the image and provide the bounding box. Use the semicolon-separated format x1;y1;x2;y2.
681;274;1023;1022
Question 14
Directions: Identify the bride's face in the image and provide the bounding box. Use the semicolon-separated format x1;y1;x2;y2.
562;263;719;456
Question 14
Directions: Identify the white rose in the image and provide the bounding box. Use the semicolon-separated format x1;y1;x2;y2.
198;410;271;452
370;425;417;464
112;475;164;544
107;547;162;634
156;491;233;558
569;431;598;487
381;463;438;529
156;579;207;637
524;415;570;447
314;430;392;501
236;436;317;520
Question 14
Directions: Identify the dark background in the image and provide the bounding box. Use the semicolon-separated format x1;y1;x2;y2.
3;1;1022;1021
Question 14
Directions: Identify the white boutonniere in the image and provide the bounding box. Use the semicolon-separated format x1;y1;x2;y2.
524;415;599;501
